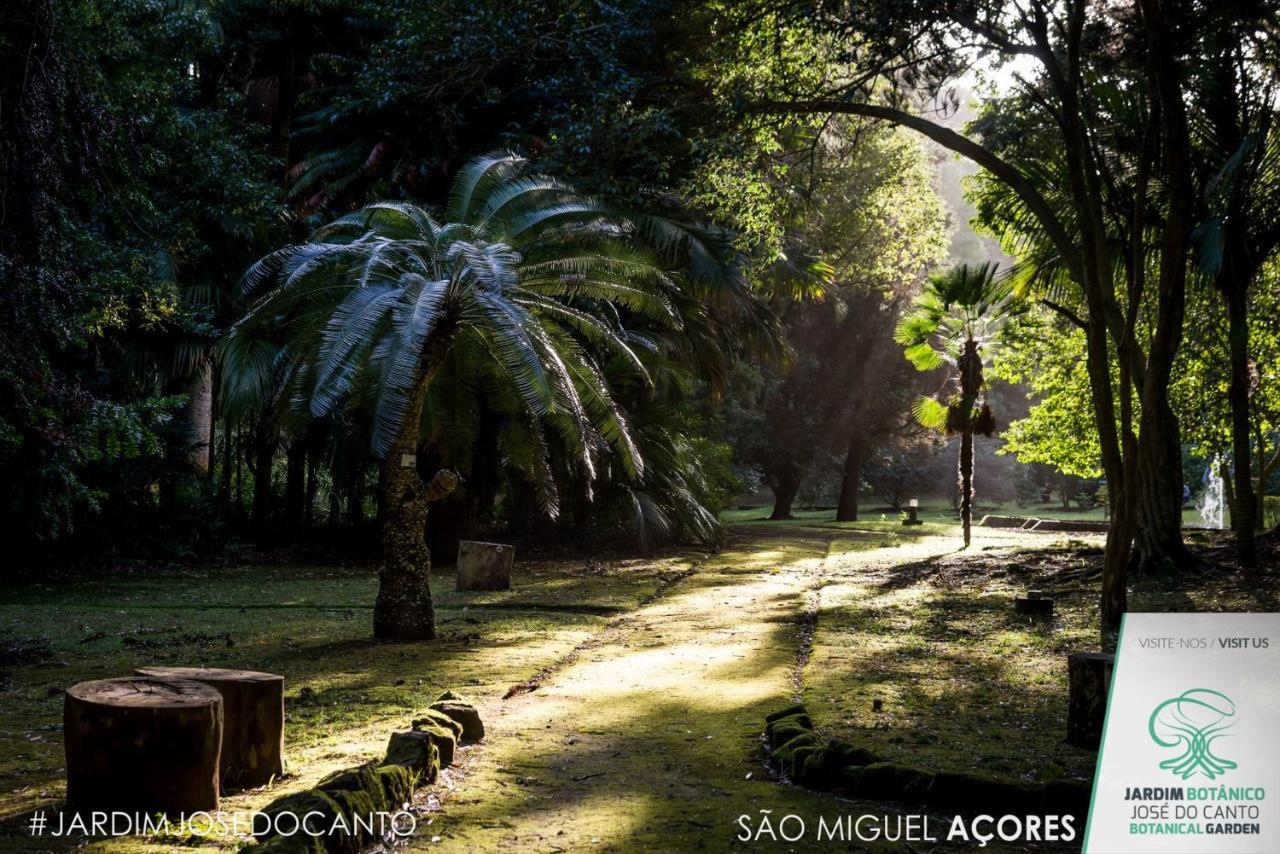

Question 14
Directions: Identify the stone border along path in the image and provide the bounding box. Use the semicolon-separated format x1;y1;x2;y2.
407;525;1070;852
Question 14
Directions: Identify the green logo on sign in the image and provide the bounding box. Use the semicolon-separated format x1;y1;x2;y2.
1148;689;1238;780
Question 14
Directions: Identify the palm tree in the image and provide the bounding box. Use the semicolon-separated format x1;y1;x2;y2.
221;152;685;640
895;262;1020;547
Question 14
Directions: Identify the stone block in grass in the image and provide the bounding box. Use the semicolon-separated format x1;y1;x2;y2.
317;763;389;813
796;739;882;789
254;789;349;851
428;700;484;742
412;708;464;739
765;713;813;748
838;762;933;801
764;703;808;724
383;731;444;780
377;764;416;806
773;731;820;777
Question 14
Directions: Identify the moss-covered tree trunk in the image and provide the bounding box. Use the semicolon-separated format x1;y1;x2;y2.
373;338;457;641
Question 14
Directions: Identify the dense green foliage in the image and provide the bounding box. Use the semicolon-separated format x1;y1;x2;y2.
1;0;280;553
3;0;1277;587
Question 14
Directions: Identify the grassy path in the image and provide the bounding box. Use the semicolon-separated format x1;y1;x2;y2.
417;526;832;851
415;525;985;852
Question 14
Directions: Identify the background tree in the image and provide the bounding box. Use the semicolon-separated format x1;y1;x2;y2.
897;262;1018;547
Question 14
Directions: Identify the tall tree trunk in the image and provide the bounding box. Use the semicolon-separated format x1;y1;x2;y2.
184;358;214;476
284;440;306;537
251;428;276;540
1256;424;1275;532
1085;318;1129;645
836;433;864;522
1226;280;1255;562
345;480;364;528
1133;385;1190;570
218;415;233;512
235;431;246;523
959;428;973;548
303;446;318;530
769;472;801;521
1133;0;1194;572
328;464;343;528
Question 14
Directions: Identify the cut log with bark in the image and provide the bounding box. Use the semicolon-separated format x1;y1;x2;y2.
64;677;222;813
455;540;514;591
135;666;285;789
1066;652;1115;748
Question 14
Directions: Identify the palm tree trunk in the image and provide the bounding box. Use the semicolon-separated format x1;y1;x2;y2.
372;338;457;640
959;428;973;548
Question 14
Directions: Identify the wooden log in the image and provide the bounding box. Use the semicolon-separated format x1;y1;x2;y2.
1066;652;1115;748
64;677;222;814
456;540;514;591
135;666;285;789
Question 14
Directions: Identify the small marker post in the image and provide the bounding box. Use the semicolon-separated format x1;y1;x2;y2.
903;498;923;526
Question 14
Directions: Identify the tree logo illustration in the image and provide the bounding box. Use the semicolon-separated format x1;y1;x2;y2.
1147;689;1239;780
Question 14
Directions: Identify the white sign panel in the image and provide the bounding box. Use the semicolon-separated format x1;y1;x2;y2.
1085;612;1280;853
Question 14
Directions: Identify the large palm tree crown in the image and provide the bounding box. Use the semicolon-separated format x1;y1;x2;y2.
222;152;683;481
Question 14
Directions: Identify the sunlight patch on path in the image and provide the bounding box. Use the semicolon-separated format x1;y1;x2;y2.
412;534;836;851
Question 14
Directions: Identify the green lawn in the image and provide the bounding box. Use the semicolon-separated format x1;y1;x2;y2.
2;521;1273;852
723;499;1215;527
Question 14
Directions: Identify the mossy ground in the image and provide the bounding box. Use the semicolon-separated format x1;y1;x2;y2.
2;523;1275;852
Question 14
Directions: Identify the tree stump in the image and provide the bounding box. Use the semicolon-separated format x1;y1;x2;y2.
135;666;285;789
456;540;514;591
64;677;222;813
1066;652;1115;748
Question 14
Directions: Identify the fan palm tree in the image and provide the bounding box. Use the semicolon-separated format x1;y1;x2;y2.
896;262;1020;547
221;152;687;639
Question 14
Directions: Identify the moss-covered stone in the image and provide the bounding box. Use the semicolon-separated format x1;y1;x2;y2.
317;762;389;815
383;730;445;777
255;787;365;852
764;704;808;724
436;688;472;703
795;739;881;789
838;762;933;801
428;699;484;742
771;730;820;776
256;789;344;840
928;770;1041;812
419;725;456;768
323;789;381;851
412;708;464;739
377;763;417;806
765;713;813;748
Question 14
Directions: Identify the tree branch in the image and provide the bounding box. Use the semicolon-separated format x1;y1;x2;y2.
749;98;1083;282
